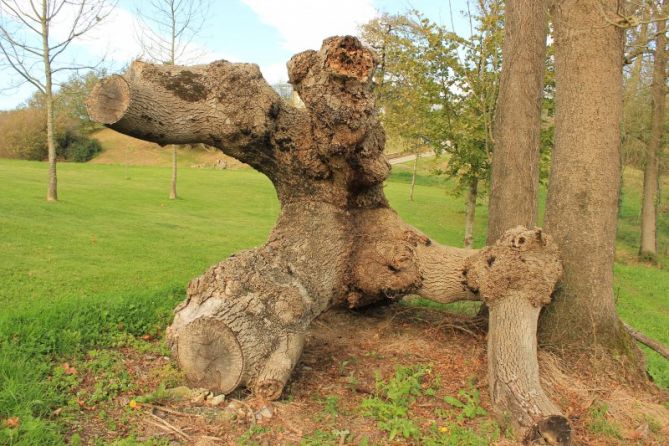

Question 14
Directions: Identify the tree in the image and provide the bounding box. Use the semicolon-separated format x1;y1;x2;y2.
639;0;667;260
487;0;547;244
87;37;570;443
360;4;504;249
0;0;114;201
135;0;211;200
539;0;643;365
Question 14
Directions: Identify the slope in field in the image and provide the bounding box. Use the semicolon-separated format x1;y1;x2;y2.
90;128;244;168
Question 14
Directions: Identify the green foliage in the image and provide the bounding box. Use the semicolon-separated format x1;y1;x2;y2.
0;71;103;162
443;384;487;421
587;402;622;439
360;365;430;440
237;426;269;446
56;131;103;162
361;366;498;444
361;3;504;196
81;350;134;404
423;420;500;446
300;429;350;446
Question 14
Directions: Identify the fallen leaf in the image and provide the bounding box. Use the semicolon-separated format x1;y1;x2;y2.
62;362;77;375
3;417;20;428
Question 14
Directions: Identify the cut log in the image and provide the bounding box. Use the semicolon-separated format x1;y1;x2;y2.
87;35;569;442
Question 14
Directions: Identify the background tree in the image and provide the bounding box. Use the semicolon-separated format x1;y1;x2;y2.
539;0;643;368
486;0;547;244
639;0;667;260
361;2;504;249
0;71;103;162
0;0;115;201
135;0;211;200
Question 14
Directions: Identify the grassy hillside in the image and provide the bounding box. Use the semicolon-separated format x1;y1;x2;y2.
0;159;666;444
89;128;242;168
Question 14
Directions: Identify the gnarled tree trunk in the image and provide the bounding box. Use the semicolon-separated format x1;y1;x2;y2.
87;36;570;443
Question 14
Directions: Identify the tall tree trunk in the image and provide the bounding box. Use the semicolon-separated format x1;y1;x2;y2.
42;1;57;202
639;0;667;260
409;150;419;201
539;0;637;359
487;0;547;244
463;178;478;249
87;38;571;441
170;145;178;200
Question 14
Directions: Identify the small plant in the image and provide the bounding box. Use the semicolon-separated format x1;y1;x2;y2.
423;420;500;446
237;425;269;446
135;383;170;405
587;402;622;439
360;365;429;440
300;429;350;446
81;349;134;404
323;395;340;418
443;384;488;421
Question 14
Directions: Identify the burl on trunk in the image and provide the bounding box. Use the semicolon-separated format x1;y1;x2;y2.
87;36;570;444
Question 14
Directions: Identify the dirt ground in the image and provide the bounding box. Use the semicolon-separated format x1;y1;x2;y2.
64;303;669;446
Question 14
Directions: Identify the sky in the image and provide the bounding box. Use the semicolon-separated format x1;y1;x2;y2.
0;0;471;110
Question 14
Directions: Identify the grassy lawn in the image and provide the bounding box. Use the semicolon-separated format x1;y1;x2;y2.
0;158;667;444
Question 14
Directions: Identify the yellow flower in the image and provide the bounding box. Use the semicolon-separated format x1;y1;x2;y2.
128;400;139;409
438;426;449;433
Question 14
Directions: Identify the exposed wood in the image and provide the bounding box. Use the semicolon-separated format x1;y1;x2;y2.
88;36;568;439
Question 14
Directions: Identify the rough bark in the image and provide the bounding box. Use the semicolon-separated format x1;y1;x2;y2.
487;0;547;244
540;0;638;359
639;0;667;260
88;36;569;441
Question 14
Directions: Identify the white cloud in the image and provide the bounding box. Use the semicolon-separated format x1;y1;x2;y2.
49;4;228;66
49;5;144;63
260;62;289;85
241;0;377;53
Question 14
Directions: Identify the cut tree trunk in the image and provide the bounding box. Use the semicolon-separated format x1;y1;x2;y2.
87;36;570;443
639;0;667;260
487;0;547;245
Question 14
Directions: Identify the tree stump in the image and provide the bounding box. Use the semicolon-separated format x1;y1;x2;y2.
87;35;570;444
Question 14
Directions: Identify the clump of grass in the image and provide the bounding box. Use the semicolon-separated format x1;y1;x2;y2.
587;402;622;439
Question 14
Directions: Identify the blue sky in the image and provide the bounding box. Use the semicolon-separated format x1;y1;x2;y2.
0;0;470;110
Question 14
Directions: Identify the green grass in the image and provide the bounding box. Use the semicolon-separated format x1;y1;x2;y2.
0;158;667;444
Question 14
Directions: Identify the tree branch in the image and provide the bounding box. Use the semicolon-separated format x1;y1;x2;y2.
624;322;669;361
86;60;282;168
